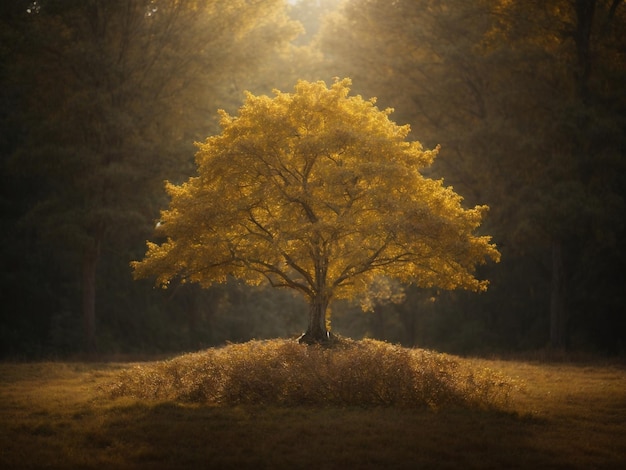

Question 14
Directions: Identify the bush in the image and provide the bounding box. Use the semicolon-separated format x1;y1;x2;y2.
102;338;513;409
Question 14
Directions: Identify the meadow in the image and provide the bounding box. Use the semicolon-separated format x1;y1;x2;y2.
1;340;625;469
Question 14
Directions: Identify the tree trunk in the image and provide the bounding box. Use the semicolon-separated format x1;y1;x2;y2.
550;240;567;349
299;247;332;345
573;0;596;103
299;294;330;344
82;239;101;354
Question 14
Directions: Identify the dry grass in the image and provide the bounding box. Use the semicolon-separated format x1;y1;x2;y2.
1;342;625;469
102;338;514;409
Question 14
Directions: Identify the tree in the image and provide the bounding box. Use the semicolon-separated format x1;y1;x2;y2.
4;0;300;352
479;0;626;349
133;79;500;344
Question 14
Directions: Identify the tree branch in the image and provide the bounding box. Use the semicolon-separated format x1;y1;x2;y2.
247;258;314;297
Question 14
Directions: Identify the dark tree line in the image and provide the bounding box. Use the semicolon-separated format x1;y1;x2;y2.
1;0;624;357
0;0;302;356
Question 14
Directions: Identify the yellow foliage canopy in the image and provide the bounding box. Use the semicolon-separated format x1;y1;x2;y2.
133;79;499;307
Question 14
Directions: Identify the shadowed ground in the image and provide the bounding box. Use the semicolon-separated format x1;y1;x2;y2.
1;348;625;469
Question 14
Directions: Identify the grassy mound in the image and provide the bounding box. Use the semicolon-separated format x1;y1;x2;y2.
102;338;513;409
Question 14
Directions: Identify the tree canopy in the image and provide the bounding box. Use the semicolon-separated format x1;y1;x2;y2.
133;79;500;343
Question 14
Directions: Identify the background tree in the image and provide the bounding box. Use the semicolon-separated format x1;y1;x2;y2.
133;79;500;344
1;0;300;353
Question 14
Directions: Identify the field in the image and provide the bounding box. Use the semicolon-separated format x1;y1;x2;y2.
1;344;625;469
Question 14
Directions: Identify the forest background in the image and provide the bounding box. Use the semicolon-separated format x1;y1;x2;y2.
1;0;624;358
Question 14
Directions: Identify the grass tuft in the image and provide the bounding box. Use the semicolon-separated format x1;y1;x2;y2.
101;338;514;409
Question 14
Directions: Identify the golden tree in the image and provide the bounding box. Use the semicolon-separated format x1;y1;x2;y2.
133;79;500;343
